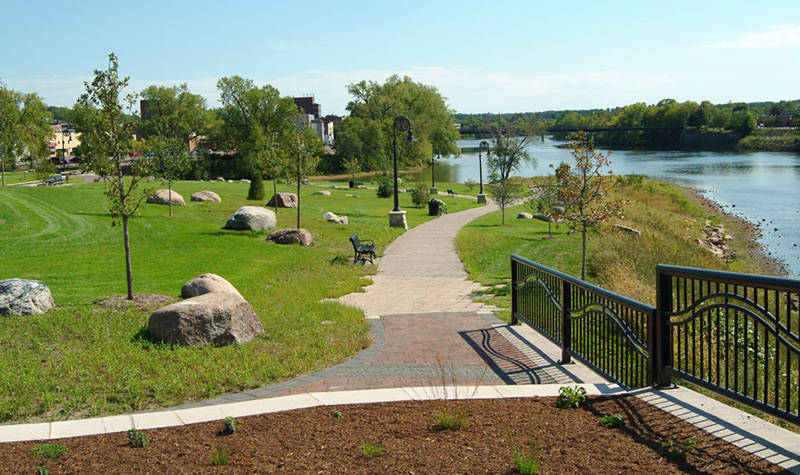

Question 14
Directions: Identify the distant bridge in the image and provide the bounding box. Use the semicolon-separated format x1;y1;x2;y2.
458;126;684;135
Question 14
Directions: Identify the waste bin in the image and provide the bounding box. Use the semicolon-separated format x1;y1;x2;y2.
428;199;441;216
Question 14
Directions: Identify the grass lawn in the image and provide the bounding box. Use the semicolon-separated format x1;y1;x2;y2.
0;171;40;186
0;178;479;422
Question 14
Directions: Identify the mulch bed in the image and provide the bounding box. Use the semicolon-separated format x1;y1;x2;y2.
1;395;787;474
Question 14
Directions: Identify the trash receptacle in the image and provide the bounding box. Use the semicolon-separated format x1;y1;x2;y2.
428;199;440;216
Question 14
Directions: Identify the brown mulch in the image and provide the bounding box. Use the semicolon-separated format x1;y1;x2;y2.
1;395;787;474
94;294;177;313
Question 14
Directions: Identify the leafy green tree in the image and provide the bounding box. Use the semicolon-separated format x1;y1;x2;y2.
553;132;624;281
528;181;559;238
729;109;757;134
0;84;52;186
336;75;459;172
486;127;537;181
342;155;361;184
77;53;147;300
247;171;265;201
216;76;299;193
138;83;210;151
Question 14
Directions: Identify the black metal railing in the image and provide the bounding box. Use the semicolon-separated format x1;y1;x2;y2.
657;264;800;425
511;255;800;425
511;255;655;389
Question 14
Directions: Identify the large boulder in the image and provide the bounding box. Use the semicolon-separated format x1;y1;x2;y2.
190;190;221;203
147;189;186;206
312;190;331;196
181;274;242;299
517;212;533;219
268;228;313;246
322;211;348;224
0;278;54;316
148;292;263;347
223;206;277;231
266;193;298;208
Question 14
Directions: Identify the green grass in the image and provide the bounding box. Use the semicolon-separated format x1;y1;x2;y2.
0;170;40;186
0;179;480;422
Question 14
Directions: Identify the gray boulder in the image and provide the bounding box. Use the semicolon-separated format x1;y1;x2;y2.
223;206;276;231
266;193;298;208
268;228;313;246
612;224;642;238
312;190;331;196
0;278;54;316
181;274;242;299
517;212;533;219
532;214;551;222
190;190;221;203
322;211;348;224
148;292;263;347
147;189;186;206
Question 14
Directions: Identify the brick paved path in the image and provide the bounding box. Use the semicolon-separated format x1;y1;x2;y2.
180;203;605;408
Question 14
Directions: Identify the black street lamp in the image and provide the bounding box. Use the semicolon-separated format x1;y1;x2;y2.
478;140;490;203
430;147;440;194
60;124;73;173
391;116;415;213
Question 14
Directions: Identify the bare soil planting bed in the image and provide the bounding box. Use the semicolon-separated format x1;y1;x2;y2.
1;395;786;474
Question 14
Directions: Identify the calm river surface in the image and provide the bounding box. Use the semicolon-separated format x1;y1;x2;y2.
411;137;800;278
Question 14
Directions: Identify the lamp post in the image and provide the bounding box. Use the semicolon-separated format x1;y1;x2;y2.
60;124;72;173
389;115;415;228
430;147;439;195
477;140;489;204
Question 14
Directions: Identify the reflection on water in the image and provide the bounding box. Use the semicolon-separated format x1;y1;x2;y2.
410;137;800;278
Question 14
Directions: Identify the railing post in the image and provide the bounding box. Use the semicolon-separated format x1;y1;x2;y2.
655;267;673;387
511;257;518;325
561;280;572;364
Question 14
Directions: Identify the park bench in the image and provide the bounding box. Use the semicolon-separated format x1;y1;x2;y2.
349;234;376;264
45;175;66;186
447;189;456;197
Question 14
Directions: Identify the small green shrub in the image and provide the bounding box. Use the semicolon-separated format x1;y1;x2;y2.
410;183;430;207
29;443;68;459
128;428;148;448
509;435;539;475
360;440;383;457
223;416;237;435
36;466;50;475
247;173;265;200
556;386;588;409
661;438;696;461
600;414;625;428
211;446;229;466
333;410;344;419
434;406;468;431
375;174;392;198
464;178;477;192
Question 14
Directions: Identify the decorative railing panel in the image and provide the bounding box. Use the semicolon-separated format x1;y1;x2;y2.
657;265;800;425
511;255;655;389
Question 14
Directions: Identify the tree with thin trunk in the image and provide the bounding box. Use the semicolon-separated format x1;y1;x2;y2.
487;178;524;226
288;126;322;228
552;131;624;281
486;126;537;182
78;53;148;300
528;181;559;238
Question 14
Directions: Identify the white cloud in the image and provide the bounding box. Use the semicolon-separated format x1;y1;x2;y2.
702;24;800;50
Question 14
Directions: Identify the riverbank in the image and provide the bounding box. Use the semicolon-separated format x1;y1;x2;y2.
456;176;789;315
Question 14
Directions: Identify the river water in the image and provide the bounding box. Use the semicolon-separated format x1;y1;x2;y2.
411;137;800;278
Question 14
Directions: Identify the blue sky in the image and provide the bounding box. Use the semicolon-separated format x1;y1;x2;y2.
2;0;799;115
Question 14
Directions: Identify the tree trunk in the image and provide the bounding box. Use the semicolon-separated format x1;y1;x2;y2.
123;214;134;300
296;155;301;229
168;180;173;217
1;154;5;187
581;225;587;281
272;178;278;213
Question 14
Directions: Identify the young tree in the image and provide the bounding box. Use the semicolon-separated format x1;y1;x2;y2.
552;132;624;281
342;155;361;186
77;53;147;300
486;126;538;181
0;84;52;186
147;136;190;217
528;182;559;238
487;178;524;226
288;126;323;228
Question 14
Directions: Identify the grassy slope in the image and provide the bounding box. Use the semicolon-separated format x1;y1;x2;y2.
456;176;781;320
0;178;479;422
